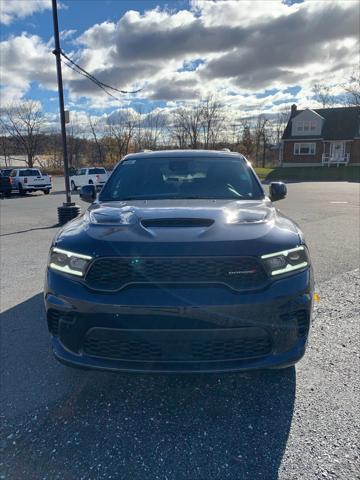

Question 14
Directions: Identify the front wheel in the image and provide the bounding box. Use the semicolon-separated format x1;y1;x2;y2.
71;181;77;191
44;189;50;195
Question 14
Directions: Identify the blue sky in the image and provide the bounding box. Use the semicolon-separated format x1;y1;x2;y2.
1;0;358;123
0;1;188;41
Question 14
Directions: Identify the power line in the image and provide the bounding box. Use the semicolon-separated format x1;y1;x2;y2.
60;50;143;99
61;58;125;102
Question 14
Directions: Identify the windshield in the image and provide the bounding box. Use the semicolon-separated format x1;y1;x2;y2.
100;156;264;201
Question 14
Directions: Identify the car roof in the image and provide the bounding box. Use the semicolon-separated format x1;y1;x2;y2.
123;149;246;160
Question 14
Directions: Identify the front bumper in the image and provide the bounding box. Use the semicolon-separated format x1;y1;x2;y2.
45;268;314;373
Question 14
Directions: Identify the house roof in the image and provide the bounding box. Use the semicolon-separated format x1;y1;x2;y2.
282;106;360;141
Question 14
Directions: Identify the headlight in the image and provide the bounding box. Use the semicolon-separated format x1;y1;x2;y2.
261;246;309;276
49;247;92;276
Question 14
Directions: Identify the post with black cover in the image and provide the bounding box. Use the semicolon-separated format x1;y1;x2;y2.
51;0;81;225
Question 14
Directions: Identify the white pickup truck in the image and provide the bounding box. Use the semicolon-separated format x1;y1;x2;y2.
70;167;108;191
11;168;52;195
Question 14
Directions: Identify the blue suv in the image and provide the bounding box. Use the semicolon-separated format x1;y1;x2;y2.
45;150;314;372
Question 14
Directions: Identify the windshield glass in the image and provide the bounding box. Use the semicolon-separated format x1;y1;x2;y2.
100;156;264;201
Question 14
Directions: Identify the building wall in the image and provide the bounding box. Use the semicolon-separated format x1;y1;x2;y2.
282;140;324;164
283;139;360;165
290;109;324;137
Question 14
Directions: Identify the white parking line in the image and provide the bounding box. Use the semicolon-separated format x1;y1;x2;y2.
330;201;348;204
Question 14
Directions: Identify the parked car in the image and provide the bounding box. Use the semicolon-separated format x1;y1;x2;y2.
11;168;52;195
0;171;12;198
0;168;14;177
45;150;314;373
70;167;108;191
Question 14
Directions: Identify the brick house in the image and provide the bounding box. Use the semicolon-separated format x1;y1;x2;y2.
280;105;360;166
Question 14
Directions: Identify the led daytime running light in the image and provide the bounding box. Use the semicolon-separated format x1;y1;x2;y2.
261;246;308;276
52;247;92;260
261;246;305;260
49;247;92;276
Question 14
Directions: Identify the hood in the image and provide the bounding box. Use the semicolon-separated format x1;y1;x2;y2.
54;199;302;258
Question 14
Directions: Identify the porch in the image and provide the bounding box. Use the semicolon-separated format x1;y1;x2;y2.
322;153;350;167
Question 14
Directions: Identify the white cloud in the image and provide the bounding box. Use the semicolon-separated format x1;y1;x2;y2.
0;0;359;118
61;29;77;41
0;0;52;25
0;33;56;100
190;0;295;27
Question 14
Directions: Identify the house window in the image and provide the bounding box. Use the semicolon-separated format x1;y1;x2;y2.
296;121;317;133
294;143;316;155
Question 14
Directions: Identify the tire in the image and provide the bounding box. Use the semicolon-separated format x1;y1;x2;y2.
89;180;93;185
71;181;77;191
44;189;50;195
18;183;26;196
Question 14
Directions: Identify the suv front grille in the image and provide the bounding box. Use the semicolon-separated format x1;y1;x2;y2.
85;256;268;292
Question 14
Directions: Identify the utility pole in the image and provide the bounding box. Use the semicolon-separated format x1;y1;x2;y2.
52;0;80;224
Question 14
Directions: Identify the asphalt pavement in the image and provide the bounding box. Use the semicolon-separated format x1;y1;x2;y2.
0;178;359;479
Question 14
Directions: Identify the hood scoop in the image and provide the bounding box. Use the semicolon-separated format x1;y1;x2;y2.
141;218;214;228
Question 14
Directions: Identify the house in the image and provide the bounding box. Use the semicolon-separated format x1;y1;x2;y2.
280;105;360;166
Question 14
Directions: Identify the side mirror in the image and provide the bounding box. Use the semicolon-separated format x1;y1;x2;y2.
270;182;287;202
80;184;96;203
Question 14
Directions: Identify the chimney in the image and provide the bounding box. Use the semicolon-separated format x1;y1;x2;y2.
291;104;297;115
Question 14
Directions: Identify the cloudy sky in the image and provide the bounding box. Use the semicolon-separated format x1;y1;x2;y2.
0;0;359;122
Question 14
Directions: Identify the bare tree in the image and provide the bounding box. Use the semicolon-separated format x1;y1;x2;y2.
343;72;360;106
312;83;335;108
168;118;188;149
240;121;254;159
273;107;290;144
173;104;203;149
171;97;225;149
0;100;44;167
253;115;269;167
87;115;104;164
67;114;84;168
107;109;136;159
200;97;225;149
142;111;167;150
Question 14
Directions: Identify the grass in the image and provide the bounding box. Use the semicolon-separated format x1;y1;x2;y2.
253;168;275;180
254;166;360;182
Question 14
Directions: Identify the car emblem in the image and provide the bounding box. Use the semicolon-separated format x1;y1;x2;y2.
228;269;256;275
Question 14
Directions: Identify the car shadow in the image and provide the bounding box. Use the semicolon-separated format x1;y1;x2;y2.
1;293;296;480
0;224;59;237
1;192;45;200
